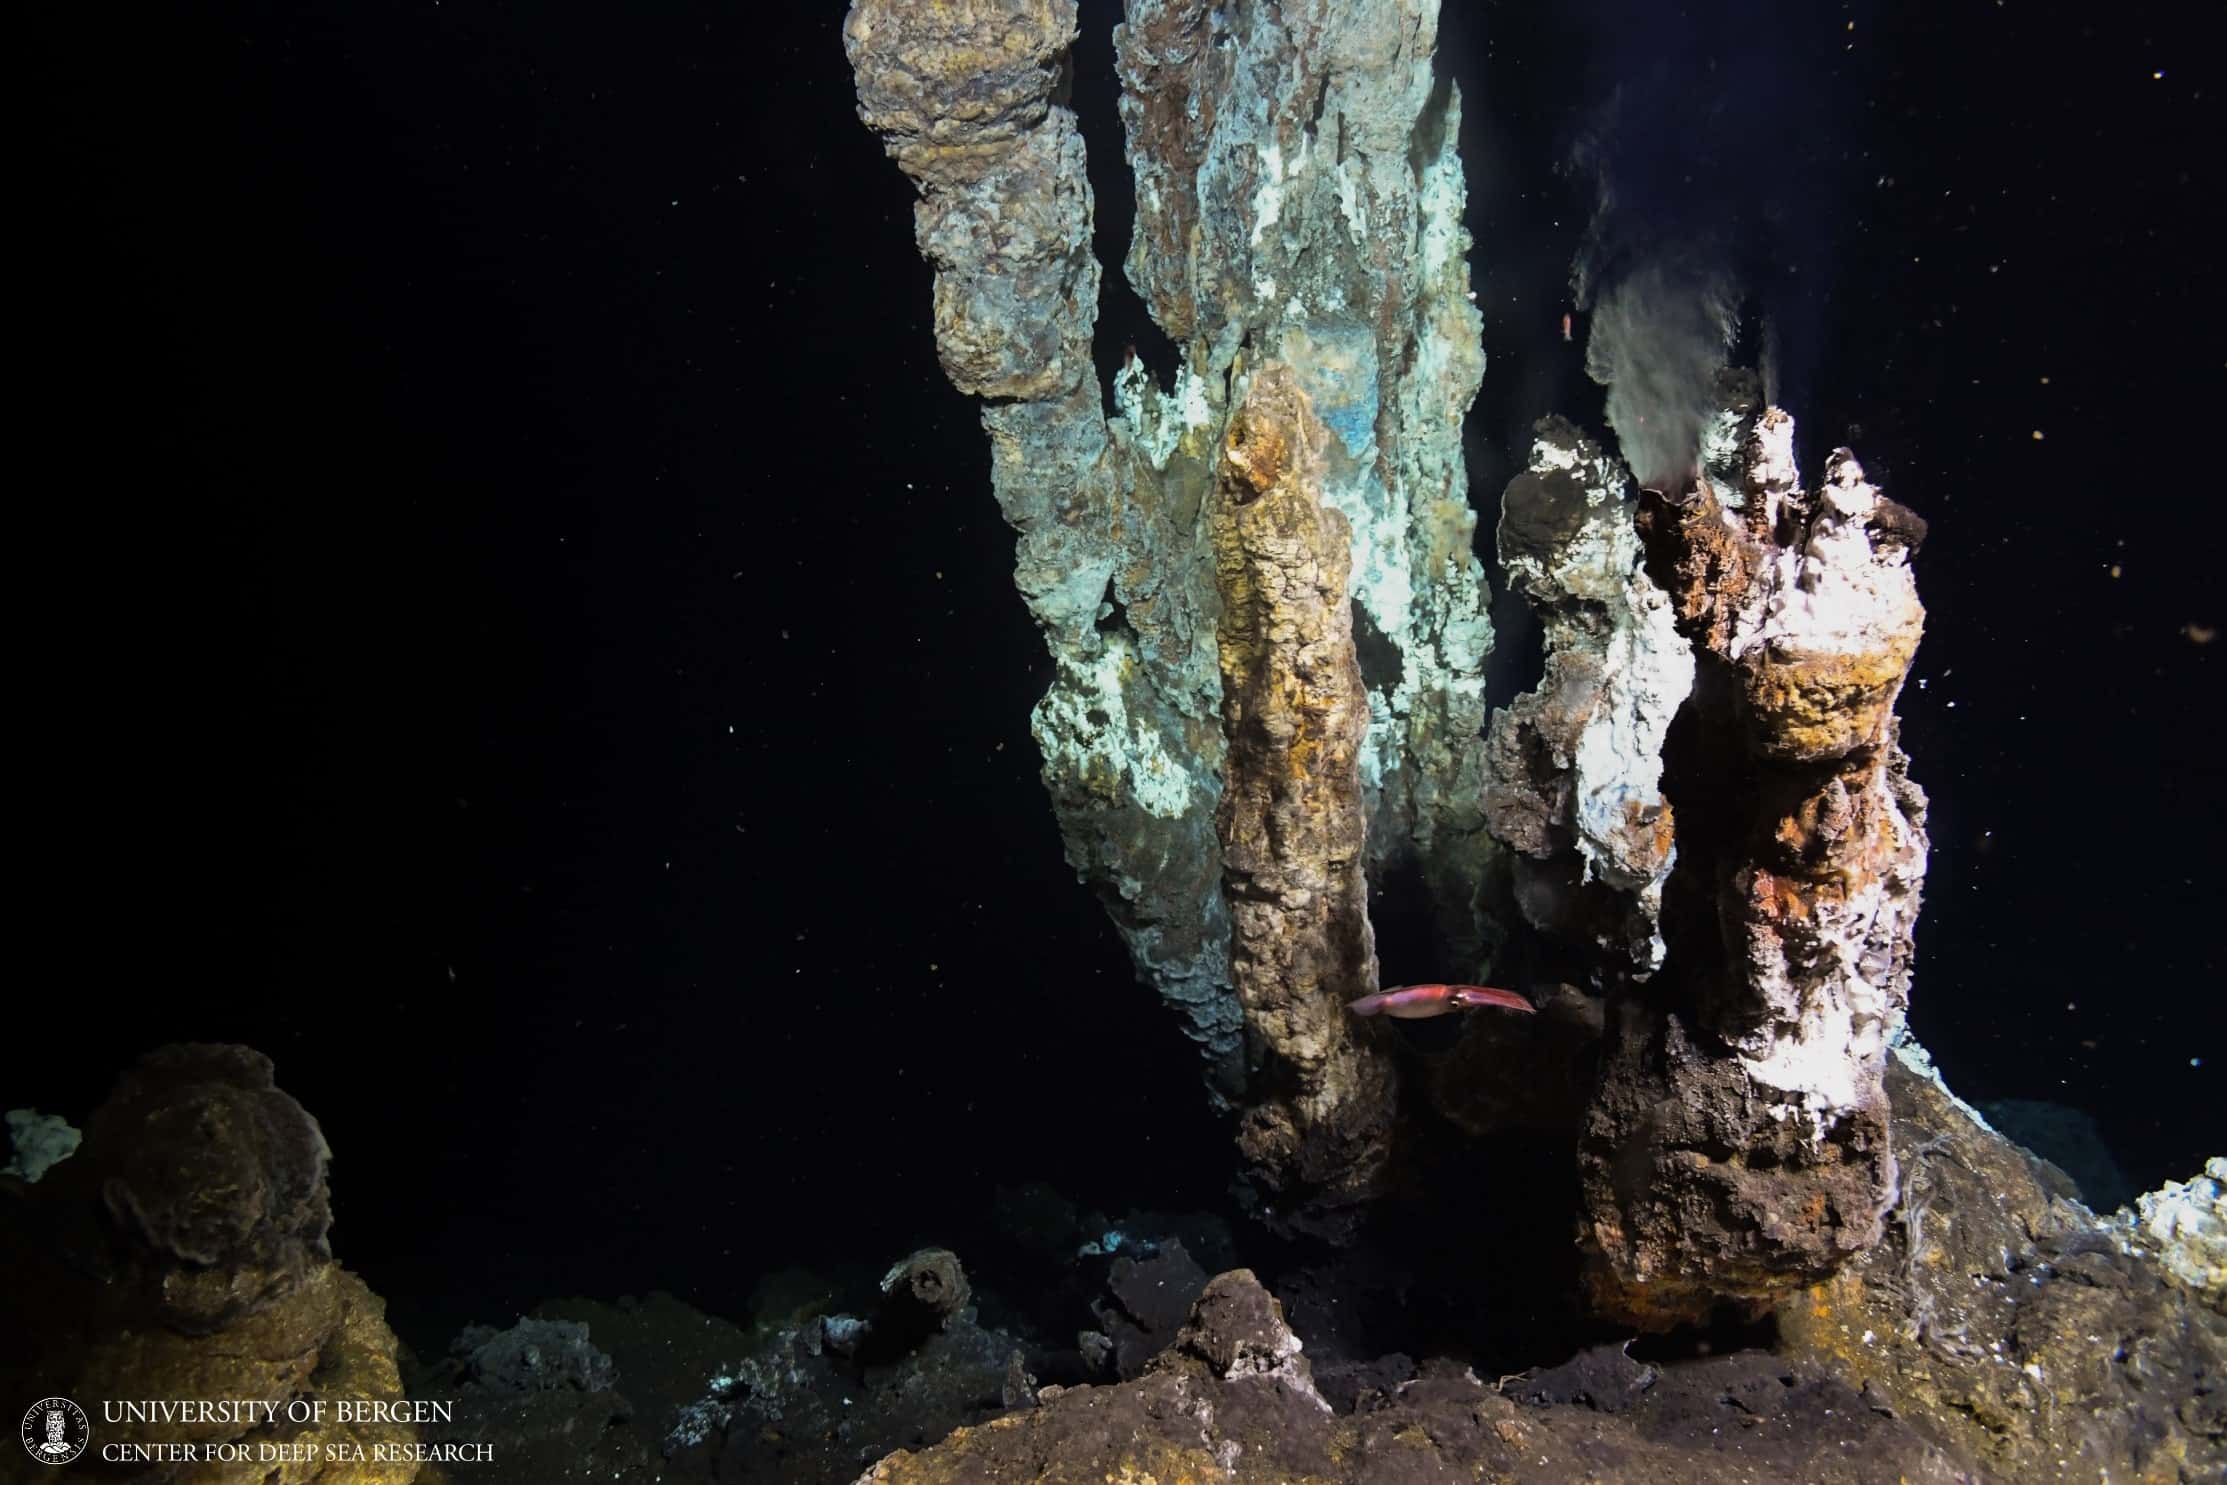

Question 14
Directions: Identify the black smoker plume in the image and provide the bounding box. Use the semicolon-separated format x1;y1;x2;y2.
1566;1;1872;491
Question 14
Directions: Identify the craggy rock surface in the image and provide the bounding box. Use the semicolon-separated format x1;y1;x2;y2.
828;1111;2221;1484
845;0;1503;1183
401;1121;2216;1485
1088;1237;1213;1379
2121;1156;2227;1310
844;0;1241;1101
1781;1047;2227;1485
448;1317;618;1393
0;1045;421;1485
86;1041;336;1329
408;1313;649;1485
408;1263;1030;1485
1483;416;1692;976
1211;364;1398;1236
851;1270;1975;1485
1116;0;1501;971
1578;406;1930;1327
875;1247;972;1340
1508;1339;1659;1412
1422;978;1606;1139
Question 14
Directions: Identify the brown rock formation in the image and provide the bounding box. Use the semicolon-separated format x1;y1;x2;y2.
1781;1048;2227;1484
875;1246;973;1348
1573;407;1930;1327
0;1045;421;1485
849;1268;1975;1484
1210;364;1396;1235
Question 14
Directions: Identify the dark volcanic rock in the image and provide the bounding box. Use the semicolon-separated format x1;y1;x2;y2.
851;1269;1972;1484
1318;1350;1416;1415
408;1274;1027;1485
1513;1340;1658;1413
409;1374;646;1485
1163;1269;1323;1398
449;1316;618;1394
879;1248;970;1326
714;1309;1016;1485
866;1247;973;1360
1089;1237;1210;1379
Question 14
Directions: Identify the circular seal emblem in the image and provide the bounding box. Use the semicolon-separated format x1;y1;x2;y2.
20;1399;88;1465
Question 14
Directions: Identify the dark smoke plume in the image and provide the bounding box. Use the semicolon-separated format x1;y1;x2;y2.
1566;2;1869;490
1580;253;1739;491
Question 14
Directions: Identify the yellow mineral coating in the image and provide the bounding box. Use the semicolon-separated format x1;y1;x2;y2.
1742;632;1921;761
74;1263;344;1450
131;1269;422;1485
852;1428;1230;1485
173;1264;420;1485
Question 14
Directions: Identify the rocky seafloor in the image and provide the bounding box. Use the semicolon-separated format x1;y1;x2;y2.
3;1043;2222;1485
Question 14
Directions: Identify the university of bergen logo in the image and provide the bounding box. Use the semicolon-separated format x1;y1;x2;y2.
20;1399;89;1465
